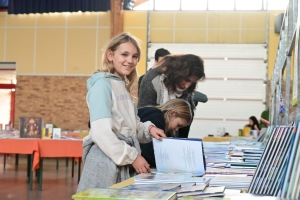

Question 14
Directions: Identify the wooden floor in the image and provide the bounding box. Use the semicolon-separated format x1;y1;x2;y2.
0;154;81;200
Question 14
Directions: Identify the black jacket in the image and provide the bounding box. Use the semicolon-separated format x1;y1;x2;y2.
138;107;165;168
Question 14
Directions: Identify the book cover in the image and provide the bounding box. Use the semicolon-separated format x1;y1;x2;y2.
123;183;181;191
134;173;209;185
42;128;52;139
152;138;205;175
72;188;177;200
19;117;42;138
52;128;61;139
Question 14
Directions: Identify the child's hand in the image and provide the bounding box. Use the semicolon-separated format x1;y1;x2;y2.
132;155;151;174
149;126;166;140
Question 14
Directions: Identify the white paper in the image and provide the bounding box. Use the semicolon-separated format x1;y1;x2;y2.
152;138;205;175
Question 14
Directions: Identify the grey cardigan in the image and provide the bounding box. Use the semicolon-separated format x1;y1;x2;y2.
138;67;193;109
76;133;141;193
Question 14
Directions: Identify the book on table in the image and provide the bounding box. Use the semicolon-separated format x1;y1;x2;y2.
42;127;52;139
19;117;42;138
152;137;206;175
52;128;61;139
72;188;177;200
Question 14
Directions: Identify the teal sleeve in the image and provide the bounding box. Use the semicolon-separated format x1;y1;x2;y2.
86;78;112;122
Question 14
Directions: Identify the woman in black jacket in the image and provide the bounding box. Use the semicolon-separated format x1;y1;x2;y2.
138;99;192;168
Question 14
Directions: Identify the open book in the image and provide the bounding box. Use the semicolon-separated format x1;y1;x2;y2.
152;138;206;175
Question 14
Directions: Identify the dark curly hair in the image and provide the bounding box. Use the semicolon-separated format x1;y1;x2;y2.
157;54;205;93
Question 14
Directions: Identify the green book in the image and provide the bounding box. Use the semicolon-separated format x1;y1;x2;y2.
72;188;177;200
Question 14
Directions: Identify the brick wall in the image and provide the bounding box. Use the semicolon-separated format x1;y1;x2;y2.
14;76;89;130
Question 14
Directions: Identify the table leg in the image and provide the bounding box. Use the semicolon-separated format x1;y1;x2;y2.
15;154;19;166
39;158;44;191
27;155;30;177
72;158;75;177
78;157;81;183
56;158;59;170
3;154;6;170
29;154;33;191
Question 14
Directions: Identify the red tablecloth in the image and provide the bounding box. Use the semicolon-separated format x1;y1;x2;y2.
38;139;83;157
0;138;40;170
0;138;83;170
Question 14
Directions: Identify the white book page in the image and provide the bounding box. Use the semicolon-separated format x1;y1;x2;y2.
152;138;205;175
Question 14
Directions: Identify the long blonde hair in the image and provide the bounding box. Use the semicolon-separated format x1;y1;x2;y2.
156;99;192;134
96;32;141;93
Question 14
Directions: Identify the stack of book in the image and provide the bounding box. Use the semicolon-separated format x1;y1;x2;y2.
209;176;252;190
248;123;300;198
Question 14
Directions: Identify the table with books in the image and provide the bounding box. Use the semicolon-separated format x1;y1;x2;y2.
0;138;39;190
37;139;83;190
72;131;278;200
0;135;83;191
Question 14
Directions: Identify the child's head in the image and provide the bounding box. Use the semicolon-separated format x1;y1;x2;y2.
155;48;170;62
100;32;141;91
156;99;192;135
249;116;259;126
158;54;205;94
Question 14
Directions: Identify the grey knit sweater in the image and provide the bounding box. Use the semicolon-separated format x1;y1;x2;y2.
137;67;193;109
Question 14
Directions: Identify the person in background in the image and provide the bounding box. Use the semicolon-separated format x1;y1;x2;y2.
247;116;261;133
77;32;166;193
138;48;171;93
138;54;206;138
138;99;192;167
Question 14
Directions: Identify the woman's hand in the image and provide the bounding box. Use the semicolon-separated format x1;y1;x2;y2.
149;126;166;140
132;154;151;174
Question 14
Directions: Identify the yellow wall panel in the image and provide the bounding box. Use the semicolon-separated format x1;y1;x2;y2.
7;14;35;27
269;10;285;29
241;30;266;43
6;29;34;74
208;12;240;29
124;11;147;27
35;29;65;74
99;12;110;27
175;30;206;43
97;28;111;70
150;29;173;43
241;12;266;29
0;29;5;60
36;13;66;26
150;12;174;28
175;12;206;28
68;12;98;27
268;31;280;79
0;13;6;27
66;29;96;74
208;29;239;43
123;28;147;76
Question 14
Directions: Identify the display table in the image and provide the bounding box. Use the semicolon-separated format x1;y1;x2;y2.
0;138;83;191
0;138;39;190
38;139;83;190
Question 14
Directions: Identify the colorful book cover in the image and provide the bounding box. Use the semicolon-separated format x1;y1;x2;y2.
72;188;177;200
19;117;42;138
42;128;52;139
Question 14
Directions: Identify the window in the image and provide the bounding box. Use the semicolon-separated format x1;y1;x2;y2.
236;0;263;10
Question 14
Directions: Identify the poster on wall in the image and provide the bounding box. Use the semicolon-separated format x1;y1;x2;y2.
292;27;299;106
